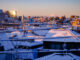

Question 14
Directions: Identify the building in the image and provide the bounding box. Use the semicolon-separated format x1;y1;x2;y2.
71;18;80;32
0;9;5;21
38;29;80;57
27;16;32;22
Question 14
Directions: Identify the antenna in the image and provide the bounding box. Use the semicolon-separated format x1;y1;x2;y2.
21;15;25;36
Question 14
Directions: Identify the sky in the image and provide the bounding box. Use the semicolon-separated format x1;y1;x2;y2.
0;0;80;17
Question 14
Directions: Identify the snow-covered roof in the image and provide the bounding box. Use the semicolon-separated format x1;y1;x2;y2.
0;33;42;50
0;33;10;40
0;40;14;50
12;41;43;47
46;29;73;37
25;26;33;30
9;31;36;39
0;32;42;50
44;37;80;42
33;30;49;36
0;33;14;50
35;53;80;60
44;29;80;42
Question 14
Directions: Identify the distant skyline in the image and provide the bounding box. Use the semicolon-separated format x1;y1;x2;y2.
0;0;80;17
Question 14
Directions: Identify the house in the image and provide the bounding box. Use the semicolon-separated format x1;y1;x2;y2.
71;18;80;32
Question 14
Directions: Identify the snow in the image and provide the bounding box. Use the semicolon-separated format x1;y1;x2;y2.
44;37;80;42
0;33;11;40
69;29;80;39
46;29;73;37
0;33;14;50
7;27;15;32
25;26;33;30
0;30;43;50
9;31;35;39
26;32;36;37
10;30;43;39
44;29;80;42
12;41;43;47
33;30;49;36
15;49;34;59
0;32;42;50
35;53;80;60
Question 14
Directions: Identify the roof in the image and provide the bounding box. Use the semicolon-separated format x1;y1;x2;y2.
46;29;73;37
35;53;80;60
44;29;80;42
44;37;80;42
33;30;49;36
0;32;43;50
0;33;14;50
12;41;43;47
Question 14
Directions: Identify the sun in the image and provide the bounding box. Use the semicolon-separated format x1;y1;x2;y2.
10;10;16;16
12;11;16;16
